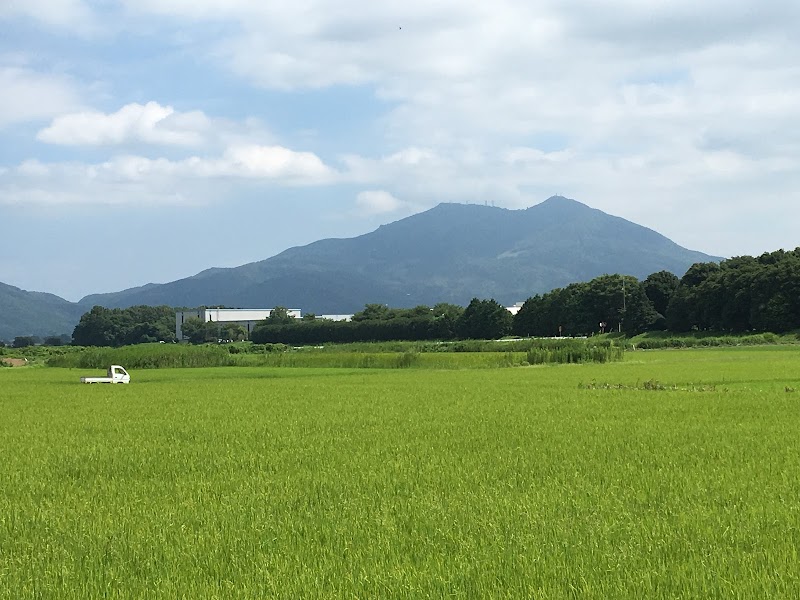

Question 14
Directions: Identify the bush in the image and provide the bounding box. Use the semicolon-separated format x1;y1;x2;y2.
526;342;623;365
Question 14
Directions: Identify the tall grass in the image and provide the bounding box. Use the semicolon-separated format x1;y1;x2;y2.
626;332;796;350
3;348;800;597
526;341;623;364
47;339;625;370
46;343;237;369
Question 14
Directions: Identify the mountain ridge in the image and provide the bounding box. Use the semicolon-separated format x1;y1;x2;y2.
0;281;85;340
78;196;721;313
1;196;723;339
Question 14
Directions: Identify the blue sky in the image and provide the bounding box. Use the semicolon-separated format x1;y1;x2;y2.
2;0;799;301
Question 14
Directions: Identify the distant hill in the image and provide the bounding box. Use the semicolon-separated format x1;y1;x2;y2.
79;196;722;313
0;281;84;341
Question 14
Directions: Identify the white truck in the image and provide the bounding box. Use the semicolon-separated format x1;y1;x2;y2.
80;365;131;384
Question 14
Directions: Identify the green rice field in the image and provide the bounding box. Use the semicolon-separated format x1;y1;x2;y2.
2;347;800;598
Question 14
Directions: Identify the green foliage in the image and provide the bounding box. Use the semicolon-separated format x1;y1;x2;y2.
220;323;247;341
47;343;237;369
4;348;800;596
514;274;659;337
12;336;37;348
351;304;449;323
180;317;220;344
625;331;794;349
267;306;295;325
457;298;512;339
72;305;176;346
665;249;800;333
351;303;391;321
251;305;460;345
643;270;680;325
526;340;623;364
42;334;70;346
47;338;624;370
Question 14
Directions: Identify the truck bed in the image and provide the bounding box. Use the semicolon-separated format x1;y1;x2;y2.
80;377;115;383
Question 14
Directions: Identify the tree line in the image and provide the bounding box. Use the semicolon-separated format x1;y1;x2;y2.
72;305;176;346
1;334;72;348
68;248;800;346
515;249;800;336
248;300;513;344
665;249;800;332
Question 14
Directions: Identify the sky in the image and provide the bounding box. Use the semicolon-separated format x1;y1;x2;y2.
1;0;799;301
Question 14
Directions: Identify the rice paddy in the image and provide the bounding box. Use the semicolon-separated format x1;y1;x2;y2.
2;347;799;598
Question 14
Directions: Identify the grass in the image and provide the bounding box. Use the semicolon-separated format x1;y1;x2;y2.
46;340;624;370
624;330;800;349
2;348;800;597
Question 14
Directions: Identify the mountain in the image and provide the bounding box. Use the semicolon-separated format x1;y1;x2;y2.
0;281;84;341
78;196;722;313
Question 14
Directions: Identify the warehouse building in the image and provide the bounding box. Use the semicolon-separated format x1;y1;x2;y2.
175;308;302;341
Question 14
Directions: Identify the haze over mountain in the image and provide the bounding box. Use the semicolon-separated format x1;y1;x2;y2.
79;196;720;313
0;196;723;339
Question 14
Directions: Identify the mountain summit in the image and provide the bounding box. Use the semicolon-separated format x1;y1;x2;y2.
79;196;720;313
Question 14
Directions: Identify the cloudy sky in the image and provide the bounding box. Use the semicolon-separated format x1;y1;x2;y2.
2;0;798;301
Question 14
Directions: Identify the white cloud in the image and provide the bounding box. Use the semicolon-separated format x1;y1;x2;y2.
504;148;573;165
29;143;334;183
341;147;452;186
0;65;83;128
6;0;800;259
355;190;403;215
1;143;337;206
37;102;210;147
0;0;98;33
217;145;333;181
113;0;800;159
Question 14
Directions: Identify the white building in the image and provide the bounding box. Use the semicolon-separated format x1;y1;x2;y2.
175;308;301;341
506;302;525;316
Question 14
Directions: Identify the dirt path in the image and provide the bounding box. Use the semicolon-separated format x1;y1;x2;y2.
1;358;28;367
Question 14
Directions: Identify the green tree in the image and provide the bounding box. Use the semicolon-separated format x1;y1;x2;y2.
121;306;176;344
432;303;464;321
749;250;800;332
513;294;546;337
666;262;721;331
404;305;432;318
643;271;680;323
220;323;247;342
716;255;759;331
180;317;220;344
73;305;176;346
72;306;118;346
268;306;295;325
12;336;36;348
513;275;659;336
457;298;512;339
351;304;391;322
